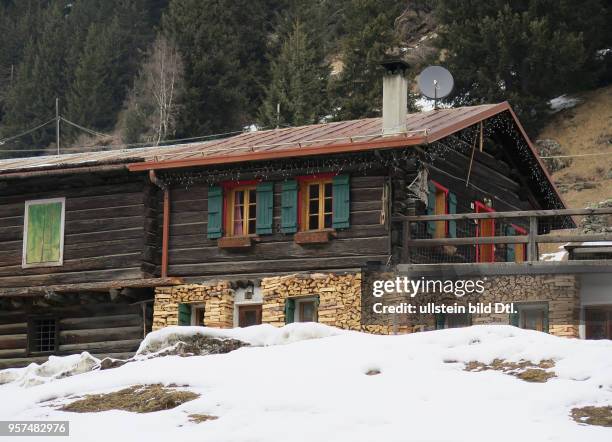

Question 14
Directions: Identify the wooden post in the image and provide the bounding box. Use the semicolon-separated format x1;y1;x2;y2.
402;219;411;263
527;216;538;261
161;188;170;278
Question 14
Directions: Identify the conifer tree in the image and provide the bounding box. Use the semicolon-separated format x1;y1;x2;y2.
163;0;275;136
259;20;330;128
331;0;406;121
434;0;609;131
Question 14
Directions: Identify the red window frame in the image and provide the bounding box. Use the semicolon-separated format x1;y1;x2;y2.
296;172;338;231
221;179;261;236
430;180;449;236
475;201;495;262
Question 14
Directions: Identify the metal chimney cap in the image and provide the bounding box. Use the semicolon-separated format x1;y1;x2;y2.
381;59;410;74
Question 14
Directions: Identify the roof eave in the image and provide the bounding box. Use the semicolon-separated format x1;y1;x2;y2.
127;134;427;172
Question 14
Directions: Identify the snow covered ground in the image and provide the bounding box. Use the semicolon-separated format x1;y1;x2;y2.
1;324;611;442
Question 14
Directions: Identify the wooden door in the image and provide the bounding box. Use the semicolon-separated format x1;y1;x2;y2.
475;202;495;262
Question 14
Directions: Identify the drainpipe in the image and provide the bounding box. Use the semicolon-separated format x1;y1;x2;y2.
149;170;170;279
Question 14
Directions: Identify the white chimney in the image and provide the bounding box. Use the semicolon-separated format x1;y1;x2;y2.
381;59;409;136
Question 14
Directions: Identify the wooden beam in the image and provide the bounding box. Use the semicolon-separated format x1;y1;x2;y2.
406;235;529;247
0;277;183;298
395;207;612;221
397;260;612;276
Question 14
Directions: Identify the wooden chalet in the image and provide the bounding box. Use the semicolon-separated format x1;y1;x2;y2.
0;61;610;368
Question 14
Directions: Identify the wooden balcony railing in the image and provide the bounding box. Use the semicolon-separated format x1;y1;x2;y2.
393;207;612;263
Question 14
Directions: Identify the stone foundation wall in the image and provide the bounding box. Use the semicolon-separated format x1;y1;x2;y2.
261;273;362;330
153;282;234;330
152;272;580;338
363;272;580;338
477;274;579;337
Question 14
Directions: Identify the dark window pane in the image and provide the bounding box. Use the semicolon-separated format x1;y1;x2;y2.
249;189;256;203
248;219;256;234
324;214;332;229
324;183;332;198
309;215;319;230
300;301;316;322
235;190;244;206
309;200;319;215
309;184;319;199
324;198;332;213
32;319;56;352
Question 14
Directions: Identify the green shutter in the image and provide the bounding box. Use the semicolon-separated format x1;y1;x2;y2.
284;298;295;324
332;174;350;229
178;303;192;326
207;185;223;239
509;309;519;327
448;192;457;238
25;201;63;265
426;181;436;236
256;182;274;235
506;226;516;262
435;313;446;330
281;180;298;233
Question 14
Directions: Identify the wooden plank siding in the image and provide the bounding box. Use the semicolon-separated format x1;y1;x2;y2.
0;302;147;369
167;174;391;277
0;172;151;288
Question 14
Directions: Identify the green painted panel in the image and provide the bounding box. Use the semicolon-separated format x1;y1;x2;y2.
178;303;192;326
332;174;350;229
256;182;274;235
281;180;298;233
26;202;62;264
207;186;223;239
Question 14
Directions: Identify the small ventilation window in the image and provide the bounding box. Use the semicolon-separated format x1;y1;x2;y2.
29;318;57;353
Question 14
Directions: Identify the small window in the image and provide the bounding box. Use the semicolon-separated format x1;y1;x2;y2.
511;302;549;333
22;198;65;268
301;179;333;231
227;186;257;236
435;312;472;329
295;297;318;322
584;307;612;340
238;305;262;327
28;318;57;353
192;305;205;326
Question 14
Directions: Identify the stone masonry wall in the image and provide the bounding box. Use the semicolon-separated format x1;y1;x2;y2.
153;282;234;330
152;272;580;338
363;272;580;338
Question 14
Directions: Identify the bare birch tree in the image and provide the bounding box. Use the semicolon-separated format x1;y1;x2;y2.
120;35;184;145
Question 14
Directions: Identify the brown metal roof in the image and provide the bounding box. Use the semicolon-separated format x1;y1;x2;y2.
0;103;506;175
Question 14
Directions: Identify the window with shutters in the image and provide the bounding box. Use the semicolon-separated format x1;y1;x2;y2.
226;185;257;236
301;178;333;231
22;198;65;268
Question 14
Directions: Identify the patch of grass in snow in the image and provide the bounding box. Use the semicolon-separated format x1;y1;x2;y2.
188;414;219;423
365;369;381;376
571;406;612;427
59;384;199;413
463;359;556;383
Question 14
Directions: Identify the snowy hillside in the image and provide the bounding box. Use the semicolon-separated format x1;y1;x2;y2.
1;324;611;441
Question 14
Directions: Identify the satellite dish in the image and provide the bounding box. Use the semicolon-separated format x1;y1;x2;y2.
418;66;454;107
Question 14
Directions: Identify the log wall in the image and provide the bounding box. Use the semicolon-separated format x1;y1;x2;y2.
167;174;391;278
0;301;147;369
0;171;151;288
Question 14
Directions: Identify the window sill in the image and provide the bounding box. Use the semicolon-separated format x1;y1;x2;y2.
217;236;256;249
294;230;335;245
